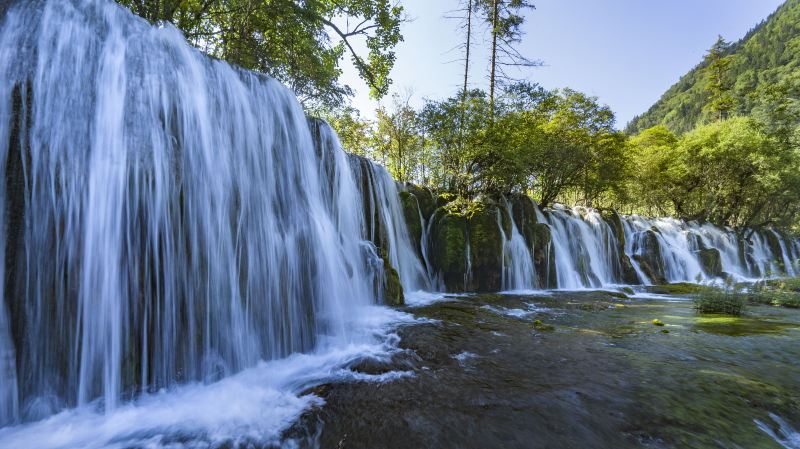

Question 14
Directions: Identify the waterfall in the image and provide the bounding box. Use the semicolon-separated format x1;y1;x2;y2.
535;205;621;289
622;215;798;282
0;0;398;427
349;156;432;293
498;202;536;291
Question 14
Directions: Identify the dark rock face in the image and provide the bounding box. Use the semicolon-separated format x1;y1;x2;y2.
399;191;423;258
466;203;504;292
429;208;470;292
528;223;556;288
601;209;640;284
632;230;667;284
380;252;404;306
697;248;723;277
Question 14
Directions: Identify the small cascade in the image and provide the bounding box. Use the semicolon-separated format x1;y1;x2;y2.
418;202;444;292
315;122;432;293
625;216;705;283
621;215;799;282
497;202;536;291
535;206;621;289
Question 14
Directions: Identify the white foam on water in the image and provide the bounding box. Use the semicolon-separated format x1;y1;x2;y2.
0;305;418;449
404;290;466;307
756;413;800;449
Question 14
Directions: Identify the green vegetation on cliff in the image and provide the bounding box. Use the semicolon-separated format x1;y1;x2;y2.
627;0;800;134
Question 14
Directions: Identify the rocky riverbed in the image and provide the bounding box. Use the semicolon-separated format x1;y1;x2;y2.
288;289;800;449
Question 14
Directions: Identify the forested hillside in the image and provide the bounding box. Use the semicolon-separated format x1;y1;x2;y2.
627;0;800;134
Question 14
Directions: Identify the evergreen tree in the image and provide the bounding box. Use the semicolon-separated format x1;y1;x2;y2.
703;35;737;121
476;0;538;119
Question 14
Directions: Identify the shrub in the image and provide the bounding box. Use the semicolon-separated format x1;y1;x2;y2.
693;287;745;316
748;278;800;308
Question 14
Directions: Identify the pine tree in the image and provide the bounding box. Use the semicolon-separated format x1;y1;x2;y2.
477;0;539;120
704;35;737;121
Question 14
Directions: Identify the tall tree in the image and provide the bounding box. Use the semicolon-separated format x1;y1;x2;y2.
703;35;737;122
477;0;538;119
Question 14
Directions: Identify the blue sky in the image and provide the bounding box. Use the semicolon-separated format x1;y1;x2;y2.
338;0;785;128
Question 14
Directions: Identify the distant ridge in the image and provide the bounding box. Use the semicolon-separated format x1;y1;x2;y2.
626;0;800;134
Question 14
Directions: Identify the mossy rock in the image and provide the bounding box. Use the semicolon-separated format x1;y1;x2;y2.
379;251;404;306
633;230;667;284
600;209;626;251
399;191;423;257
528;223;557;288
466;203;504;292
687;231;707;251
649;282;704;295
404;183;437;220
697;248;723;277
600;209;641;284
429;207;469;292
509;193;538;232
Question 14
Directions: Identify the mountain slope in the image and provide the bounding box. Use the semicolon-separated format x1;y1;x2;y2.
626;0;800;134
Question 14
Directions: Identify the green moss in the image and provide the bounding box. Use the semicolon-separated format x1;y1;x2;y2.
430;207;469;292
533;319;555;331
649;282;705;295
379;250;404;306
467;203;503;292
652;319;665;326
399;191;422;255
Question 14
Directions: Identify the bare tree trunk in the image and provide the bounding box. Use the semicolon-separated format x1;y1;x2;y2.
462;0;473;103
489;0;499;120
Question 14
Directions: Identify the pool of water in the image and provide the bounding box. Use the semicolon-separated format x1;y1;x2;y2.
293;289;800;448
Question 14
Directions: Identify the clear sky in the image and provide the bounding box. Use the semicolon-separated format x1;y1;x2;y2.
338;0;786;128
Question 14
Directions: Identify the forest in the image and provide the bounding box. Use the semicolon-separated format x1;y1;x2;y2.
118;0;800;232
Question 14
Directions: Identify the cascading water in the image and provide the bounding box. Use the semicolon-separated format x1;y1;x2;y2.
347;154;433;293
535;205;622;289
622;215;799;283
497;202;536;291
0;0;415;442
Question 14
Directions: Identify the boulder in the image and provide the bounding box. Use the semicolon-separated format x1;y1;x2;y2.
632;230;667;284
697;248;723;277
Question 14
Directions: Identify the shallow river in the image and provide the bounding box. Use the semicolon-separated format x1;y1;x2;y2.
292;290;800;449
